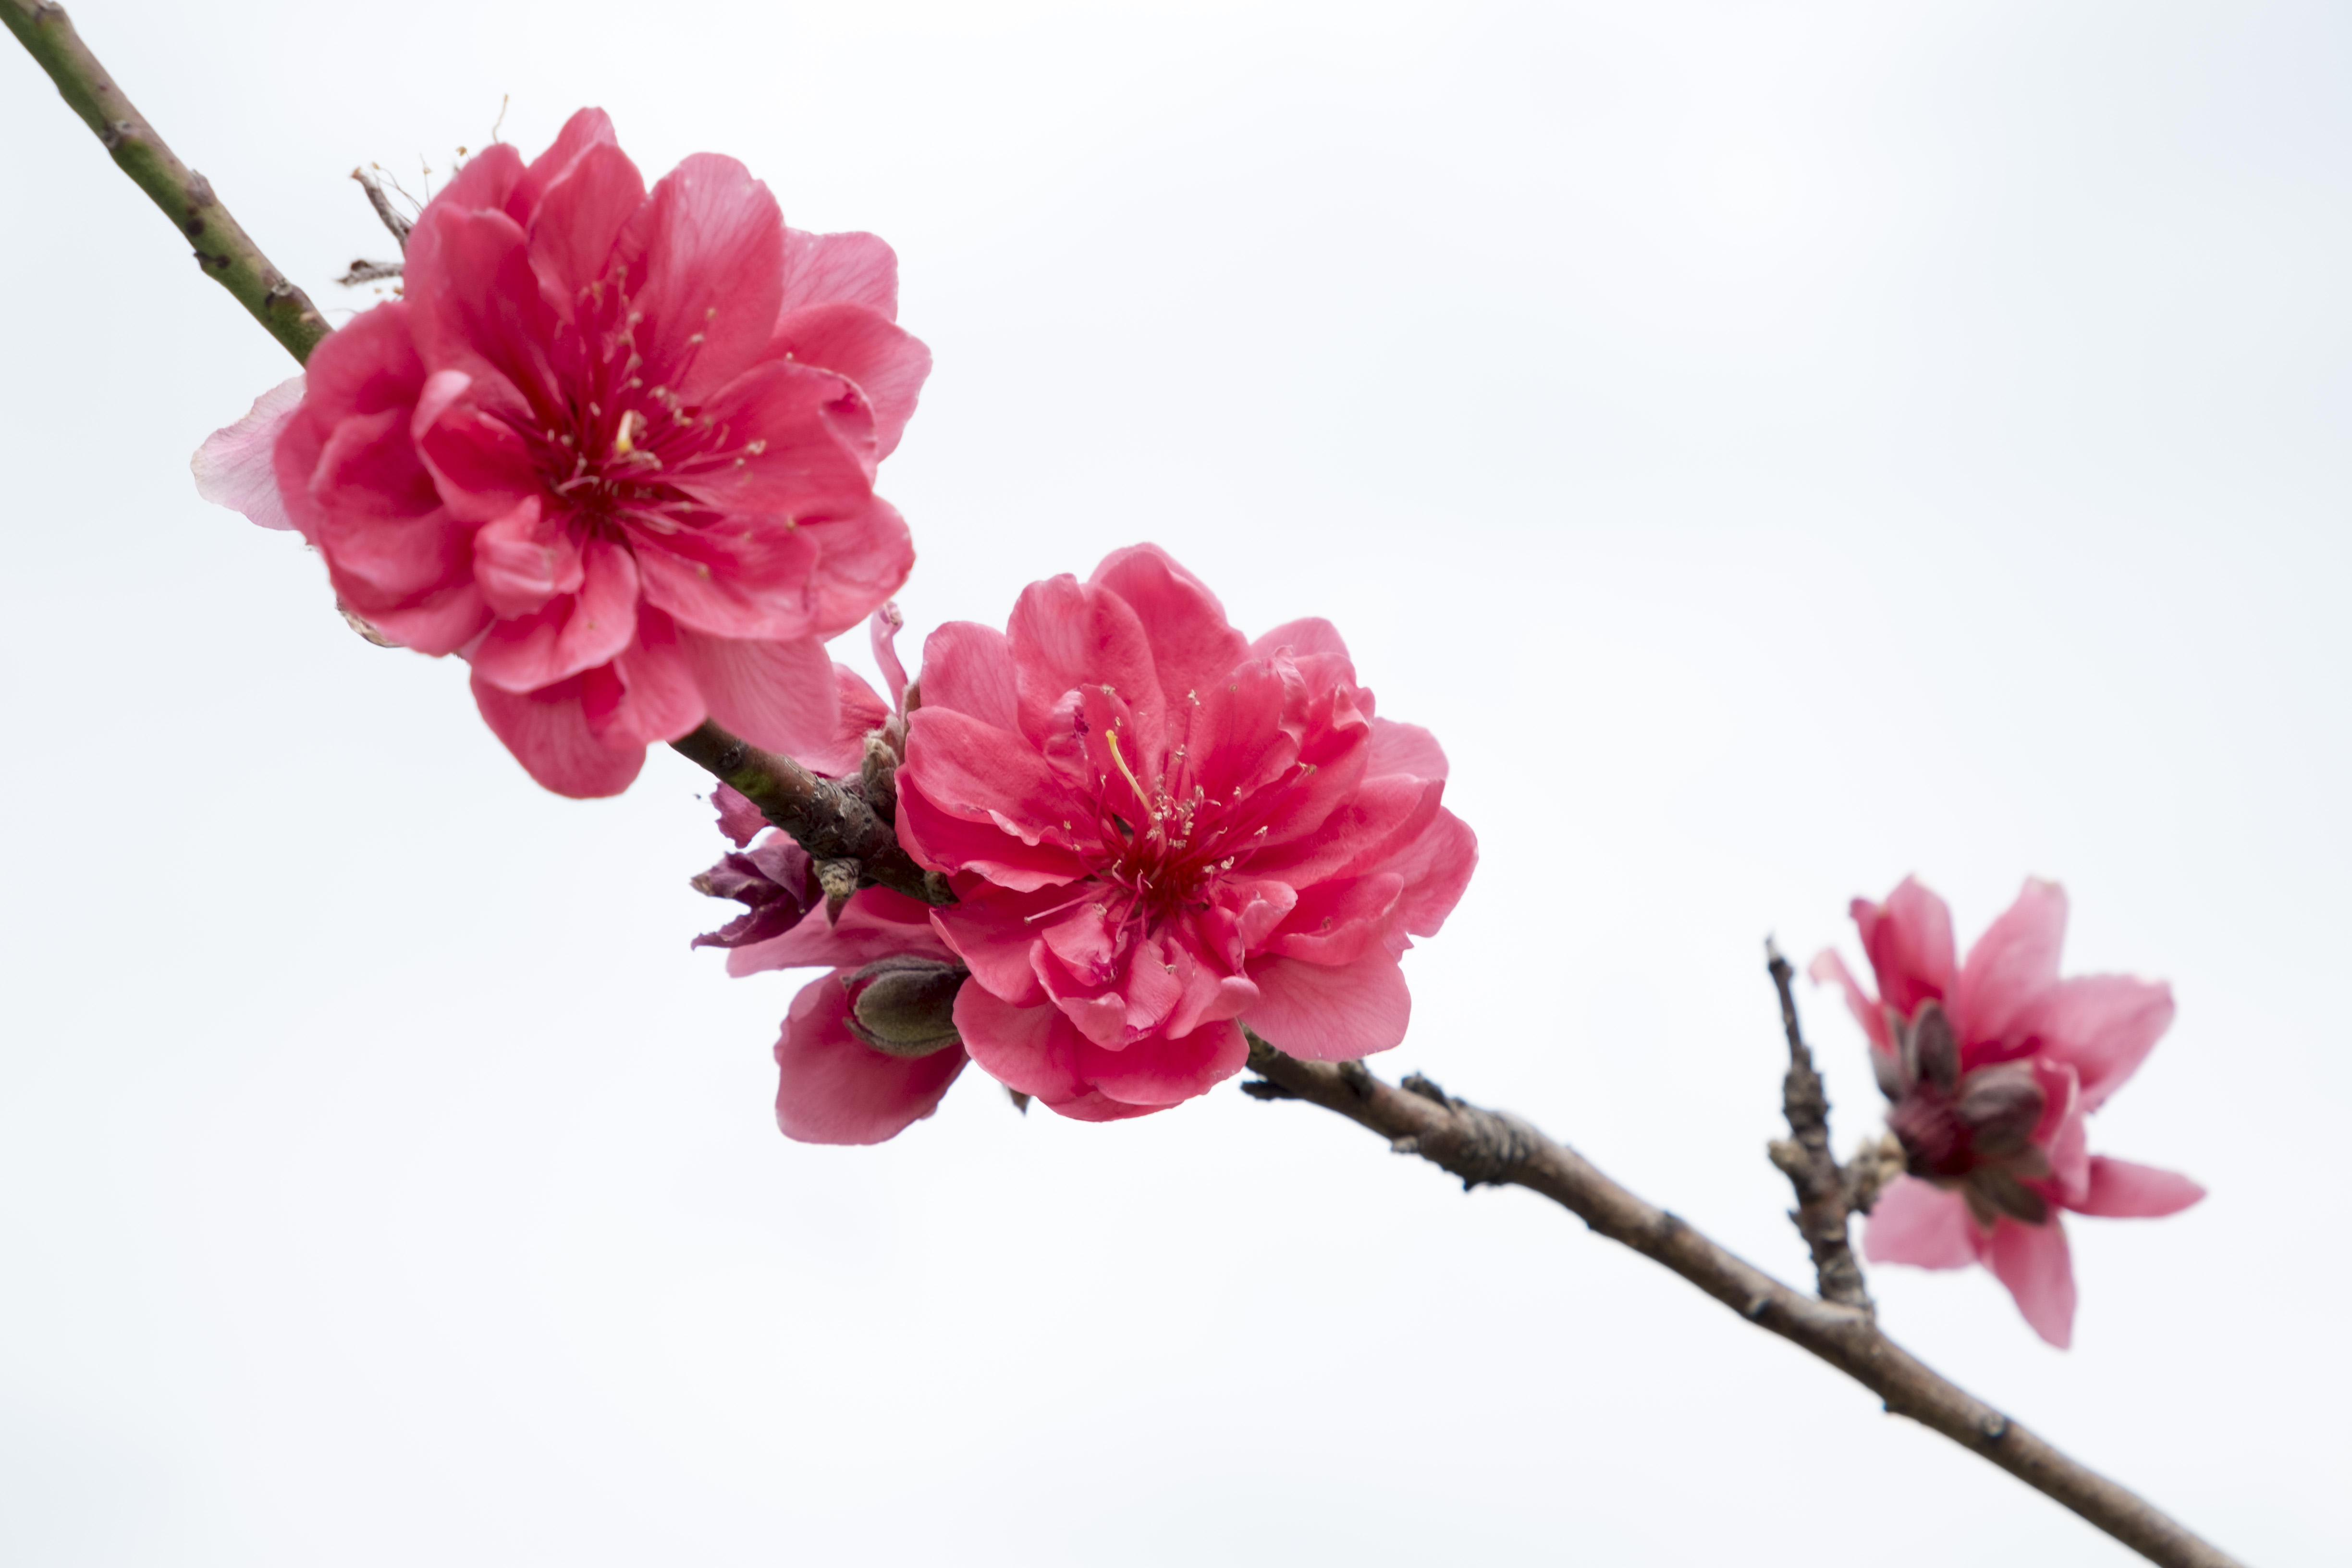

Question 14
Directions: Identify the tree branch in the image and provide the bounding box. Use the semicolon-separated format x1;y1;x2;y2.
1241;1034;2243;1568
3;1;329;365
1764;939;1871;1308
669;720;952;906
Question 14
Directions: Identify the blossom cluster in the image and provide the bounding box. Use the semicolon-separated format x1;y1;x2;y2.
192;110;2205;1349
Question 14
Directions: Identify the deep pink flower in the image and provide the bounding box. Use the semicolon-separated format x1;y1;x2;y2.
1812;877;2205;1346
193;108;930;796
893;544;1477;1122
698;784;968;1144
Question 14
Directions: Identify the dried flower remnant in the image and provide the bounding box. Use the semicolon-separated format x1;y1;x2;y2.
894;544;1478;1122
1812;878;2205;1346
193;109;930;796
696;785;969;1143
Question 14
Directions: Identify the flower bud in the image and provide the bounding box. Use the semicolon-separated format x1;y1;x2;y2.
841;956;967;1057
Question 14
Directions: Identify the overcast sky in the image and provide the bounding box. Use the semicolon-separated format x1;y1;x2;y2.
3;2;2346;1564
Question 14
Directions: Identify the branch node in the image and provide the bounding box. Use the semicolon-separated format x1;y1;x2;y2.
1390;1135;1421;1156
1400;1072;1451;1106
1238;1078;1299;1102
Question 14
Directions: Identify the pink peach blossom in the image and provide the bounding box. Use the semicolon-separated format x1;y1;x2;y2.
697;785;968;1144
894;544;1477;1122
193;108;929;797
1813;877;2204;1346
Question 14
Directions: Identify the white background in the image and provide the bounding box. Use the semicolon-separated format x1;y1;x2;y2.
2;2;2345;1563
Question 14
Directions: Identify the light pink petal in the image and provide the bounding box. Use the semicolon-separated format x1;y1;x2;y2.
772;974;966;1145
778;228;900;318
192;375;305;531
680;629;841;760
1854;878;1958;1019
2032;1057;2089;1204
1241;954;1411;1060
1862;1177;1984;1269
1249;616;1352;662
468;670;646;797
2022;975;2175;1113
608;152;785;400
271;301;426;542
869;602;908;708
917;621;1020;730
1807;949;1892;1053
2073;1157;2205;1219
792;663;891;778
1366;718;1448;782
1954;878;2069;1054
1985;1216;2077;1348
772;302;932;461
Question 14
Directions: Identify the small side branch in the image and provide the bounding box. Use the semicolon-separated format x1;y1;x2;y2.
1241;1035;2243;1568
1765;939;1871;1308
352;165;412;253
3;1;329;365
669;720;952;906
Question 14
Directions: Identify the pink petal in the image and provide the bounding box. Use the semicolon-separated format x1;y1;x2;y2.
506;108;620;224
679;628;841;760
916;621;1021;730
468;670;647;797
952;983;1094;1104
1073;1019;1249;1107
804;494;916;641
593;607;705;748
2073;1157;2205;1218
430;140;525;220
631;510;826;643
522;138;644;306
1854;878;1957;1019
772;302;932;461
272;301;427;541
1954;878;2069;1055
1088;544;1250;711
2021;975;2175;1113
727;887;950;977
192;375;305;531
1807;949;1892;1053
1862;1177;1984;1269
778;228;901;318
791;662;892;777
468;538;640;693
713;784;769;847
607;152;785;400
409;369;541;525
772;974;966;1145
1241;953;1411;1060
895;709;1092;889
1006;573;1164;759
1985;1216;2077;1348
470;494;584;619
405;204;563;405
928;883;1061;1006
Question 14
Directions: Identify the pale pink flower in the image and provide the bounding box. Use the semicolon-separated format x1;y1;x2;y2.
698;784;968;1144
894;544;1477;1121
194;108;929;796
1813;877;2205;1346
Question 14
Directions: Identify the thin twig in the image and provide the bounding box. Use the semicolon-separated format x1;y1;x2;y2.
2;1;328;364
669;720;952;906
1765;938;1871;1308
352;165;412;253
1240;1035;2242;1568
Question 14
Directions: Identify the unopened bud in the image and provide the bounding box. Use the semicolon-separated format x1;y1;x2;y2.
842;956;967;1057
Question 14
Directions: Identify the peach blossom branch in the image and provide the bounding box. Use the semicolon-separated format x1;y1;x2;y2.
2;1;329;365
1765;939;1873;1307
1239;1032;2243;1568
669;720;952;906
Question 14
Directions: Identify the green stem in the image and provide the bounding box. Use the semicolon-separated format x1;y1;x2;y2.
3;0;329;364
